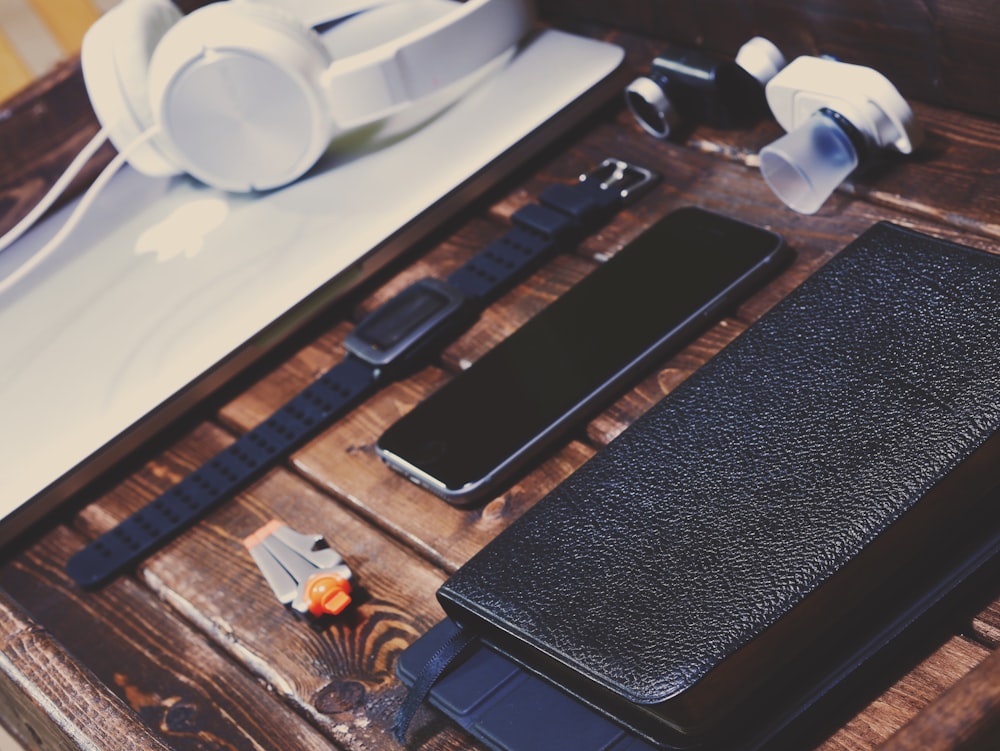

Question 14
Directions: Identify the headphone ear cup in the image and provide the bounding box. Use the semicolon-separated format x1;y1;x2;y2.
147;1;334;191
81;0;183;177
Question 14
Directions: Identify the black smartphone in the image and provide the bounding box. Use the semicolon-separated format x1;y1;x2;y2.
376;207;791;506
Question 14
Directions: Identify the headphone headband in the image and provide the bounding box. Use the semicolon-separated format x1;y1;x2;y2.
321;0;535;129
82;0;535;191
280;0;411;28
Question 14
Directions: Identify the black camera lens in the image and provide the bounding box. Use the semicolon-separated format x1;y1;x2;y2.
626;39;784;140
625;72;679;138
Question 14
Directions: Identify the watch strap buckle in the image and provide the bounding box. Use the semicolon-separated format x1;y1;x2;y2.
580;158;659;204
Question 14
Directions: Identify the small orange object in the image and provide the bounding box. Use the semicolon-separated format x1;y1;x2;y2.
243;519;284;549
304;572;353;617
244;520;354;618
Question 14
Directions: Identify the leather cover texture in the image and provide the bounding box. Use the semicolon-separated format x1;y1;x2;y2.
437;222;1000;741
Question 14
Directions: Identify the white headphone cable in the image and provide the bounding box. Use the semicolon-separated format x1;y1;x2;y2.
0;126;109;254
0;126;160;296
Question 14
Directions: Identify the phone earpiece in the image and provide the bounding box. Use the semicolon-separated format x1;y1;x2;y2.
80;0;535;191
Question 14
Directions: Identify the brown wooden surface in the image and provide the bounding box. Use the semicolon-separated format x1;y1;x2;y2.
2;9;1000;751
0;589;171;751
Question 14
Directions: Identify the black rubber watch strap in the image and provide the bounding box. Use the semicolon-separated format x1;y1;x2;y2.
447;159;654;303
445;222;555;301
67;158;657;588
67;357;378;588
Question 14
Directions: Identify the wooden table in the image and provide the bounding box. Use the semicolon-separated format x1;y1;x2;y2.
2;7;1000;751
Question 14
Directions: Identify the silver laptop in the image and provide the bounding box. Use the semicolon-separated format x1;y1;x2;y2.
0;29;625;545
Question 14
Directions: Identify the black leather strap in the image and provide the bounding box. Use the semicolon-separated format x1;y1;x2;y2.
67;358;378;588
67;158;657;588
392;623;478;744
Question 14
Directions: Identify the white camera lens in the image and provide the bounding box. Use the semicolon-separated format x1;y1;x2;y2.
734;36;787;86
759;109;860;214
760;55;921;214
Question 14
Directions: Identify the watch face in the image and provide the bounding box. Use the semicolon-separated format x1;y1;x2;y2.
345;278;467;367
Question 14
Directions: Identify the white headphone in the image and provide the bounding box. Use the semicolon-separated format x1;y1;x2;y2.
0;0;533;293
80;0;535;192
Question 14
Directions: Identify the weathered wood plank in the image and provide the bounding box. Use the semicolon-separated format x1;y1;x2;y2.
0;525;340;751
970;601;1000;649
822;637;989;750
57;417;483;749
139;455;490;749
0;586;170;751
0;61;109;238
878;644;1000;751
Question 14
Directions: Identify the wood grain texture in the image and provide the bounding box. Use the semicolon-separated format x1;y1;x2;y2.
971;601;1000;648
0;60;108;237
0;525;340;751
43;415;479;748
0;587;170;751
878;646;1000;751
821;638;989;750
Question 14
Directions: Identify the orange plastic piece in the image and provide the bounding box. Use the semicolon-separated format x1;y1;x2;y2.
243;519;284;549
304;572;353;616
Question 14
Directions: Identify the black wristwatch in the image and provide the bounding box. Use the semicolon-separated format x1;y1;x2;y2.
67;158;658;588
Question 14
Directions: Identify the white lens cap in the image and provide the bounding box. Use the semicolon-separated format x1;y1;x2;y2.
735;36;787;86
765;56;922;155
759;109;860;214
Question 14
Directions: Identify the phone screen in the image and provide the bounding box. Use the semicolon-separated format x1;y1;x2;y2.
377;207;789;505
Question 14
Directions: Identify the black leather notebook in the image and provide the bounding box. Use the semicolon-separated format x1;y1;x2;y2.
437;222;1000;746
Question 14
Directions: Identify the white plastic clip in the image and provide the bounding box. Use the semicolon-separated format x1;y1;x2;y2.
244;520;353;616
